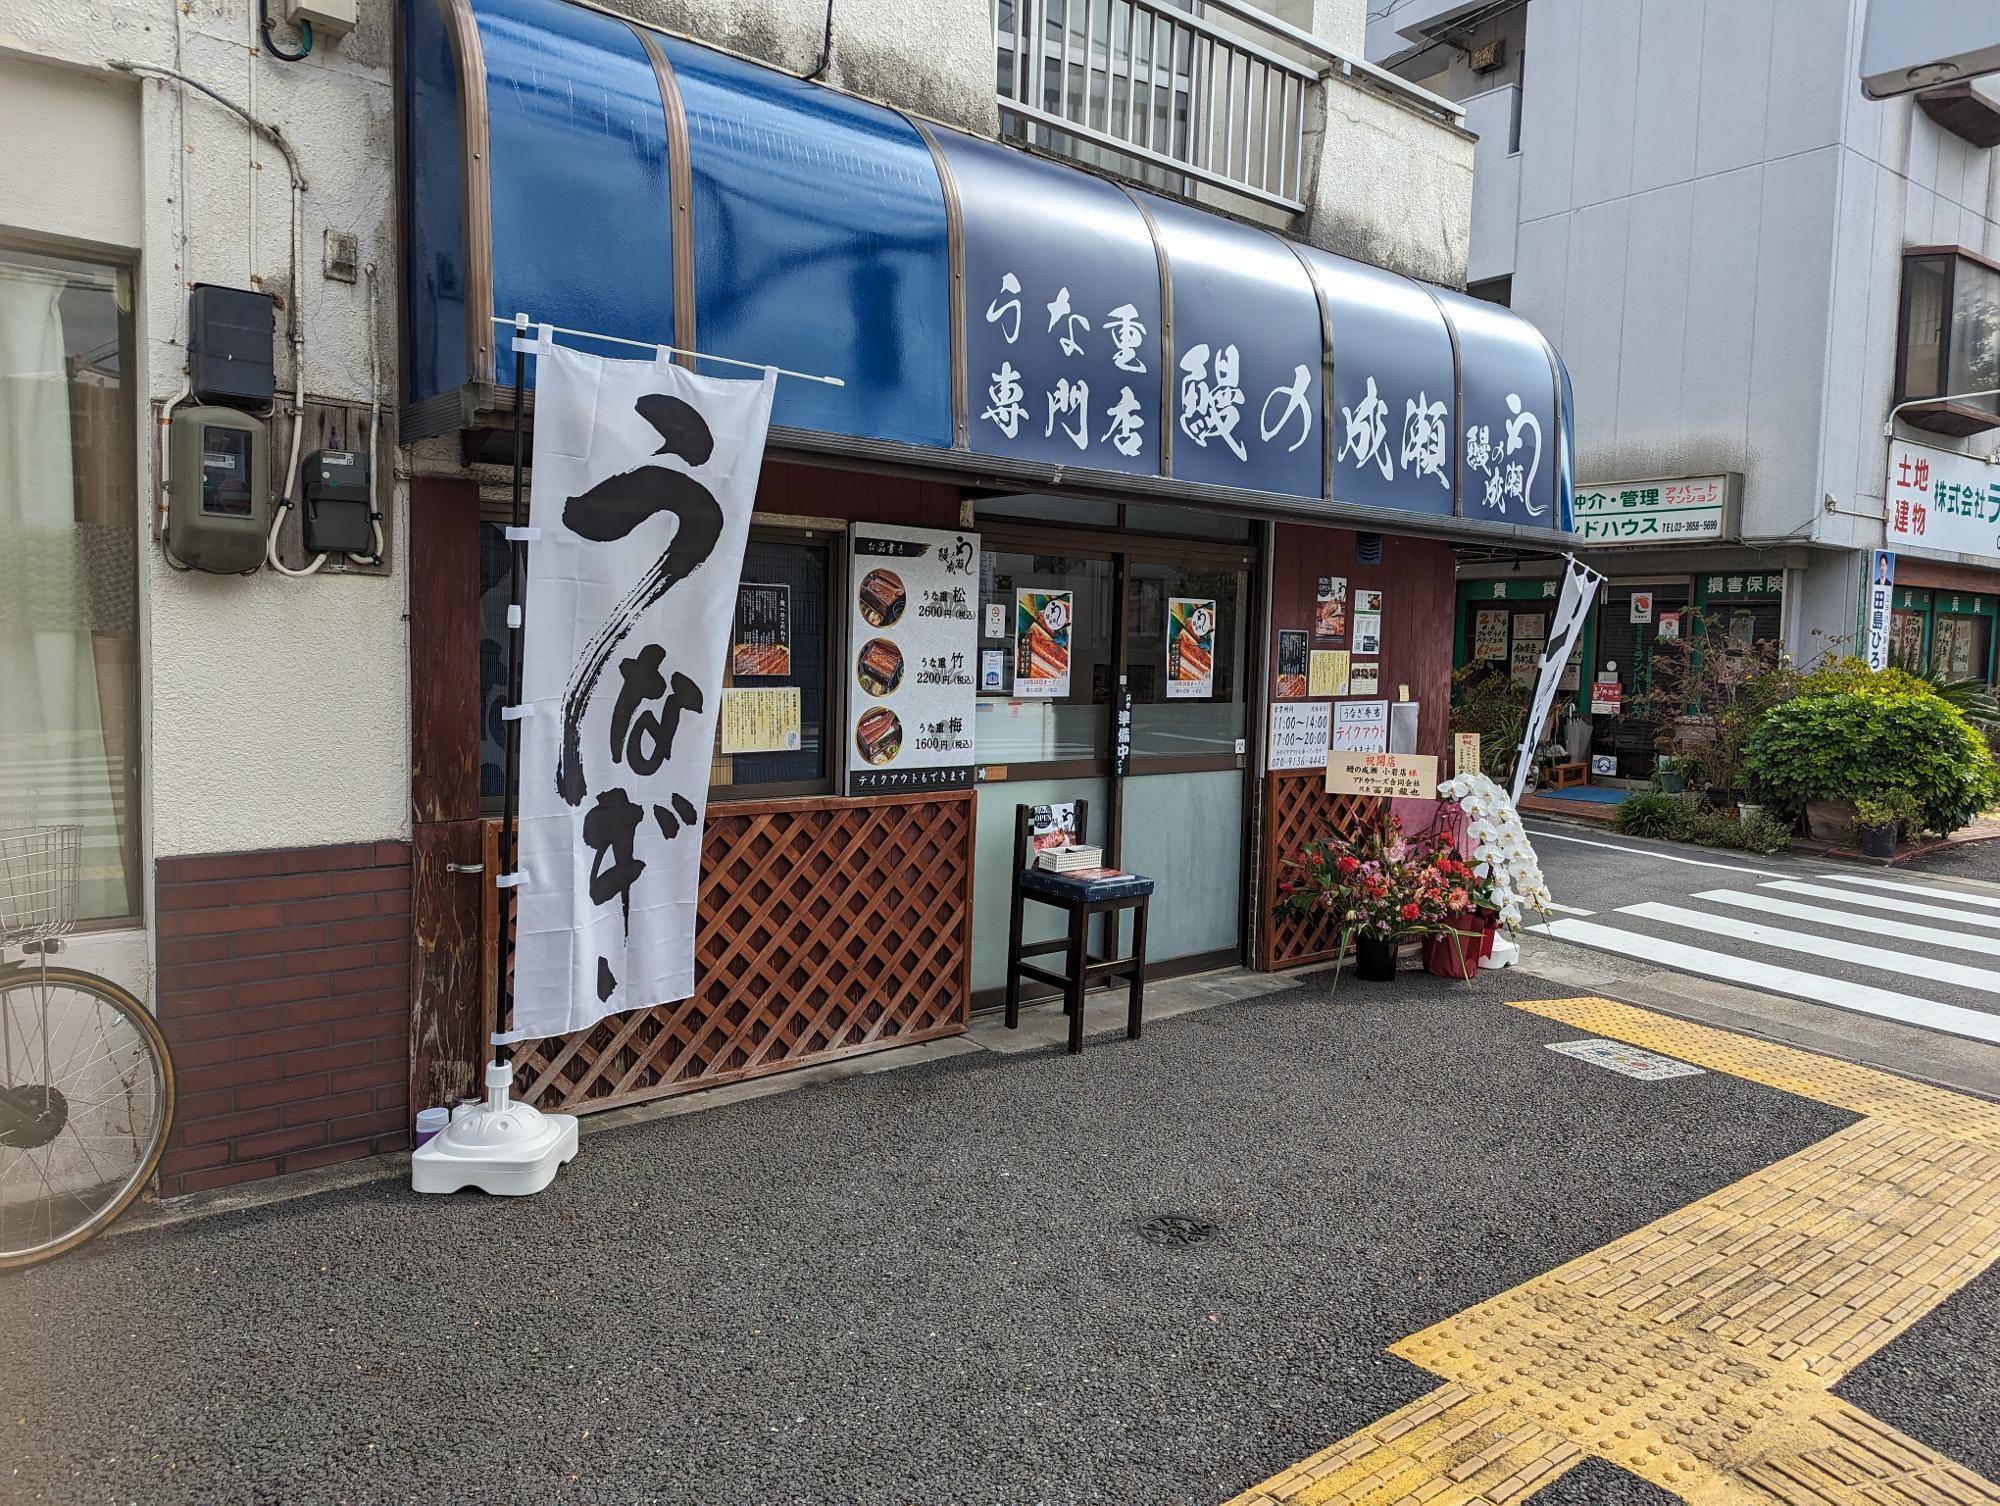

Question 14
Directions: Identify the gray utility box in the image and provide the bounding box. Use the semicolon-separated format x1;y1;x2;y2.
188;284;275;408
168;406;269;573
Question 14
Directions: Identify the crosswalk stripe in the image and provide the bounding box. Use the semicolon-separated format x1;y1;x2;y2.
1543;902;1594;916
1761;880;2000;932
1622;901;2000;998
1813;871;2000;909
1538;918;2000;1044
1694;888;2000;958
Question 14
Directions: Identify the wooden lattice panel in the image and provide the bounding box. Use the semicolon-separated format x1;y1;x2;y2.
482;791;973;1114
1259;771;1381;970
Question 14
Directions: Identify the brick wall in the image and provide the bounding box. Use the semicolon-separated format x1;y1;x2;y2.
155;841;412;1196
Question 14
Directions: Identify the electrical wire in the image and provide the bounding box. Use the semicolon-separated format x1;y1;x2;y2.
351;262;386;566
109;60;318;576
259;0;313;62
802;0;834;81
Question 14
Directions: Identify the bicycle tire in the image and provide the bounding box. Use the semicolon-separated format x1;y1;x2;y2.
0;966;175;1270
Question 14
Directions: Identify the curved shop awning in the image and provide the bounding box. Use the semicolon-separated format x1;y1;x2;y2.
402;0;1574;535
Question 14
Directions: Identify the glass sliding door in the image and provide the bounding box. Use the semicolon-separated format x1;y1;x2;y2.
967;516;1257;1001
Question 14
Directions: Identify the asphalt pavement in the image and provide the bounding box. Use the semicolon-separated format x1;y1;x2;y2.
2;969;1924;1506
1519;820;2000;1098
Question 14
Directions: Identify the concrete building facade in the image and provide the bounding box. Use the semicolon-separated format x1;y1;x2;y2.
1372;0;2000;715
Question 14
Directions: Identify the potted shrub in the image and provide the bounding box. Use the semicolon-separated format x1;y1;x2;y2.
1743;687;2000;842
1853;790;1916;860
1655;755;1687;794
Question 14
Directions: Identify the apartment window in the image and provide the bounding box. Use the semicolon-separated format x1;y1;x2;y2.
1895;247;2000;434
0;243;141;922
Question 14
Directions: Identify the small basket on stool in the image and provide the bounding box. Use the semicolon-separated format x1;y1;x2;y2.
1003;801;1155;1054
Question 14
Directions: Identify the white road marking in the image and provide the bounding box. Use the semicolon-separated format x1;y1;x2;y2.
1762;880;2000;932
1523;827;1787;879
1623;901;2000;997
1813;871;2000;909
1538;918;2000;1044
1543;902;1595;916
1696;888;2000;957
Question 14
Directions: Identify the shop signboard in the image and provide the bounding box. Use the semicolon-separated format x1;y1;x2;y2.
1473;608;1509;661
1166;597;1216;698
1886;438;2000;557
1332;699;1389;753
511;346;775;1042
1572;475;1733;544
847;523;980;794
1268;700;1332;771
1630;591;1653;623
1326;751;1439;799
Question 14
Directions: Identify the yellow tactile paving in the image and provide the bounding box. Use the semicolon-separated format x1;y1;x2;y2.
1223;998;2000;1506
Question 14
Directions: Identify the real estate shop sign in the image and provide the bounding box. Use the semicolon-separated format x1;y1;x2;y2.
1886;438;2000;560
847;524;980;795
1571;474;1737;545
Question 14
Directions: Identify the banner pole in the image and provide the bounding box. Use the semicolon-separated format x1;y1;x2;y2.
492;313;532;1067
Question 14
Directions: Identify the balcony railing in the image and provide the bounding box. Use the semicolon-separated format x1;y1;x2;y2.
995;0;1465;215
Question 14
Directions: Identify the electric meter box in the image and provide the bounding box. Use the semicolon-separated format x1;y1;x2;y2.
168;406;269;573
188;284;275;408
301;448;373;555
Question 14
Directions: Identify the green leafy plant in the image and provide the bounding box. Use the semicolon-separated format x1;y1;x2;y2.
1743;690;2000;836
1853;789;1918;831
1449;663;1532;781
1680;804;1791;853
1628;611;1800;797
1613;791;1690;840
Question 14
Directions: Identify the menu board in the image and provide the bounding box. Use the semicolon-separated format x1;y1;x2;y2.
847;524;979;794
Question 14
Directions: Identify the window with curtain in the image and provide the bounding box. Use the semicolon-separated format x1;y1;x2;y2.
0;245;140;921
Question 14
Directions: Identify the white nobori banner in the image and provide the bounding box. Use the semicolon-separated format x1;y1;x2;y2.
509;343;775;1042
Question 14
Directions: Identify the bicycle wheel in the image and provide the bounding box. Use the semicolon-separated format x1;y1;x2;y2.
0;965;174;1269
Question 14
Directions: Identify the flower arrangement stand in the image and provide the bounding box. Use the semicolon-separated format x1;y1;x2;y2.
1003;801;1156;1055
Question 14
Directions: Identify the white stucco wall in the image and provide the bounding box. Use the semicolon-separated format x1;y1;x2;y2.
1;1;409;862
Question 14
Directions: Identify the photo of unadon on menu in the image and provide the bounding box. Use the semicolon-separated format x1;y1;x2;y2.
11;2;2000;1504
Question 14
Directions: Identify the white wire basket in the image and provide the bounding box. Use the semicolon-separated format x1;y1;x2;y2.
0;824;82;947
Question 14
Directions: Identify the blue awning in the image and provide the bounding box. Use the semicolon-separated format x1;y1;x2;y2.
402;0;1573;535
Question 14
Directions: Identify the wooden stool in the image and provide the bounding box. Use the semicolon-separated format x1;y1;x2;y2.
1003;800;1155;1055
1547;761;1588;789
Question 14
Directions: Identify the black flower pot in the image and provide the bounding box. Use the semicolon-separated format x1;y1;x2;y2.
1354;934;1398;982
1858;822;1898;860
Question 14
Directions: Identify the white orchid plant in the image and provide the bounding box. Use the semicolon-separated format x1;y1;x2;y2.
1436;771;1553;933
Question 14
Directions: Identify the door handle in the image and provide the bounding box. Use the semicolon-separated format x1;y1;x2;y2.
445;862;484;875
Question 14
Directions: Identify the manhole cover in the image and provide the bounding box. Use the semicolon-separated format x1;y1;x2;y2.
1137;1213;1224;1248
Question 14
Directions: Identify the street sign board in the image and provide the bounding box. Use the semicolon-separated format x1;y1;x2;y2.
1861;0;2000;97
